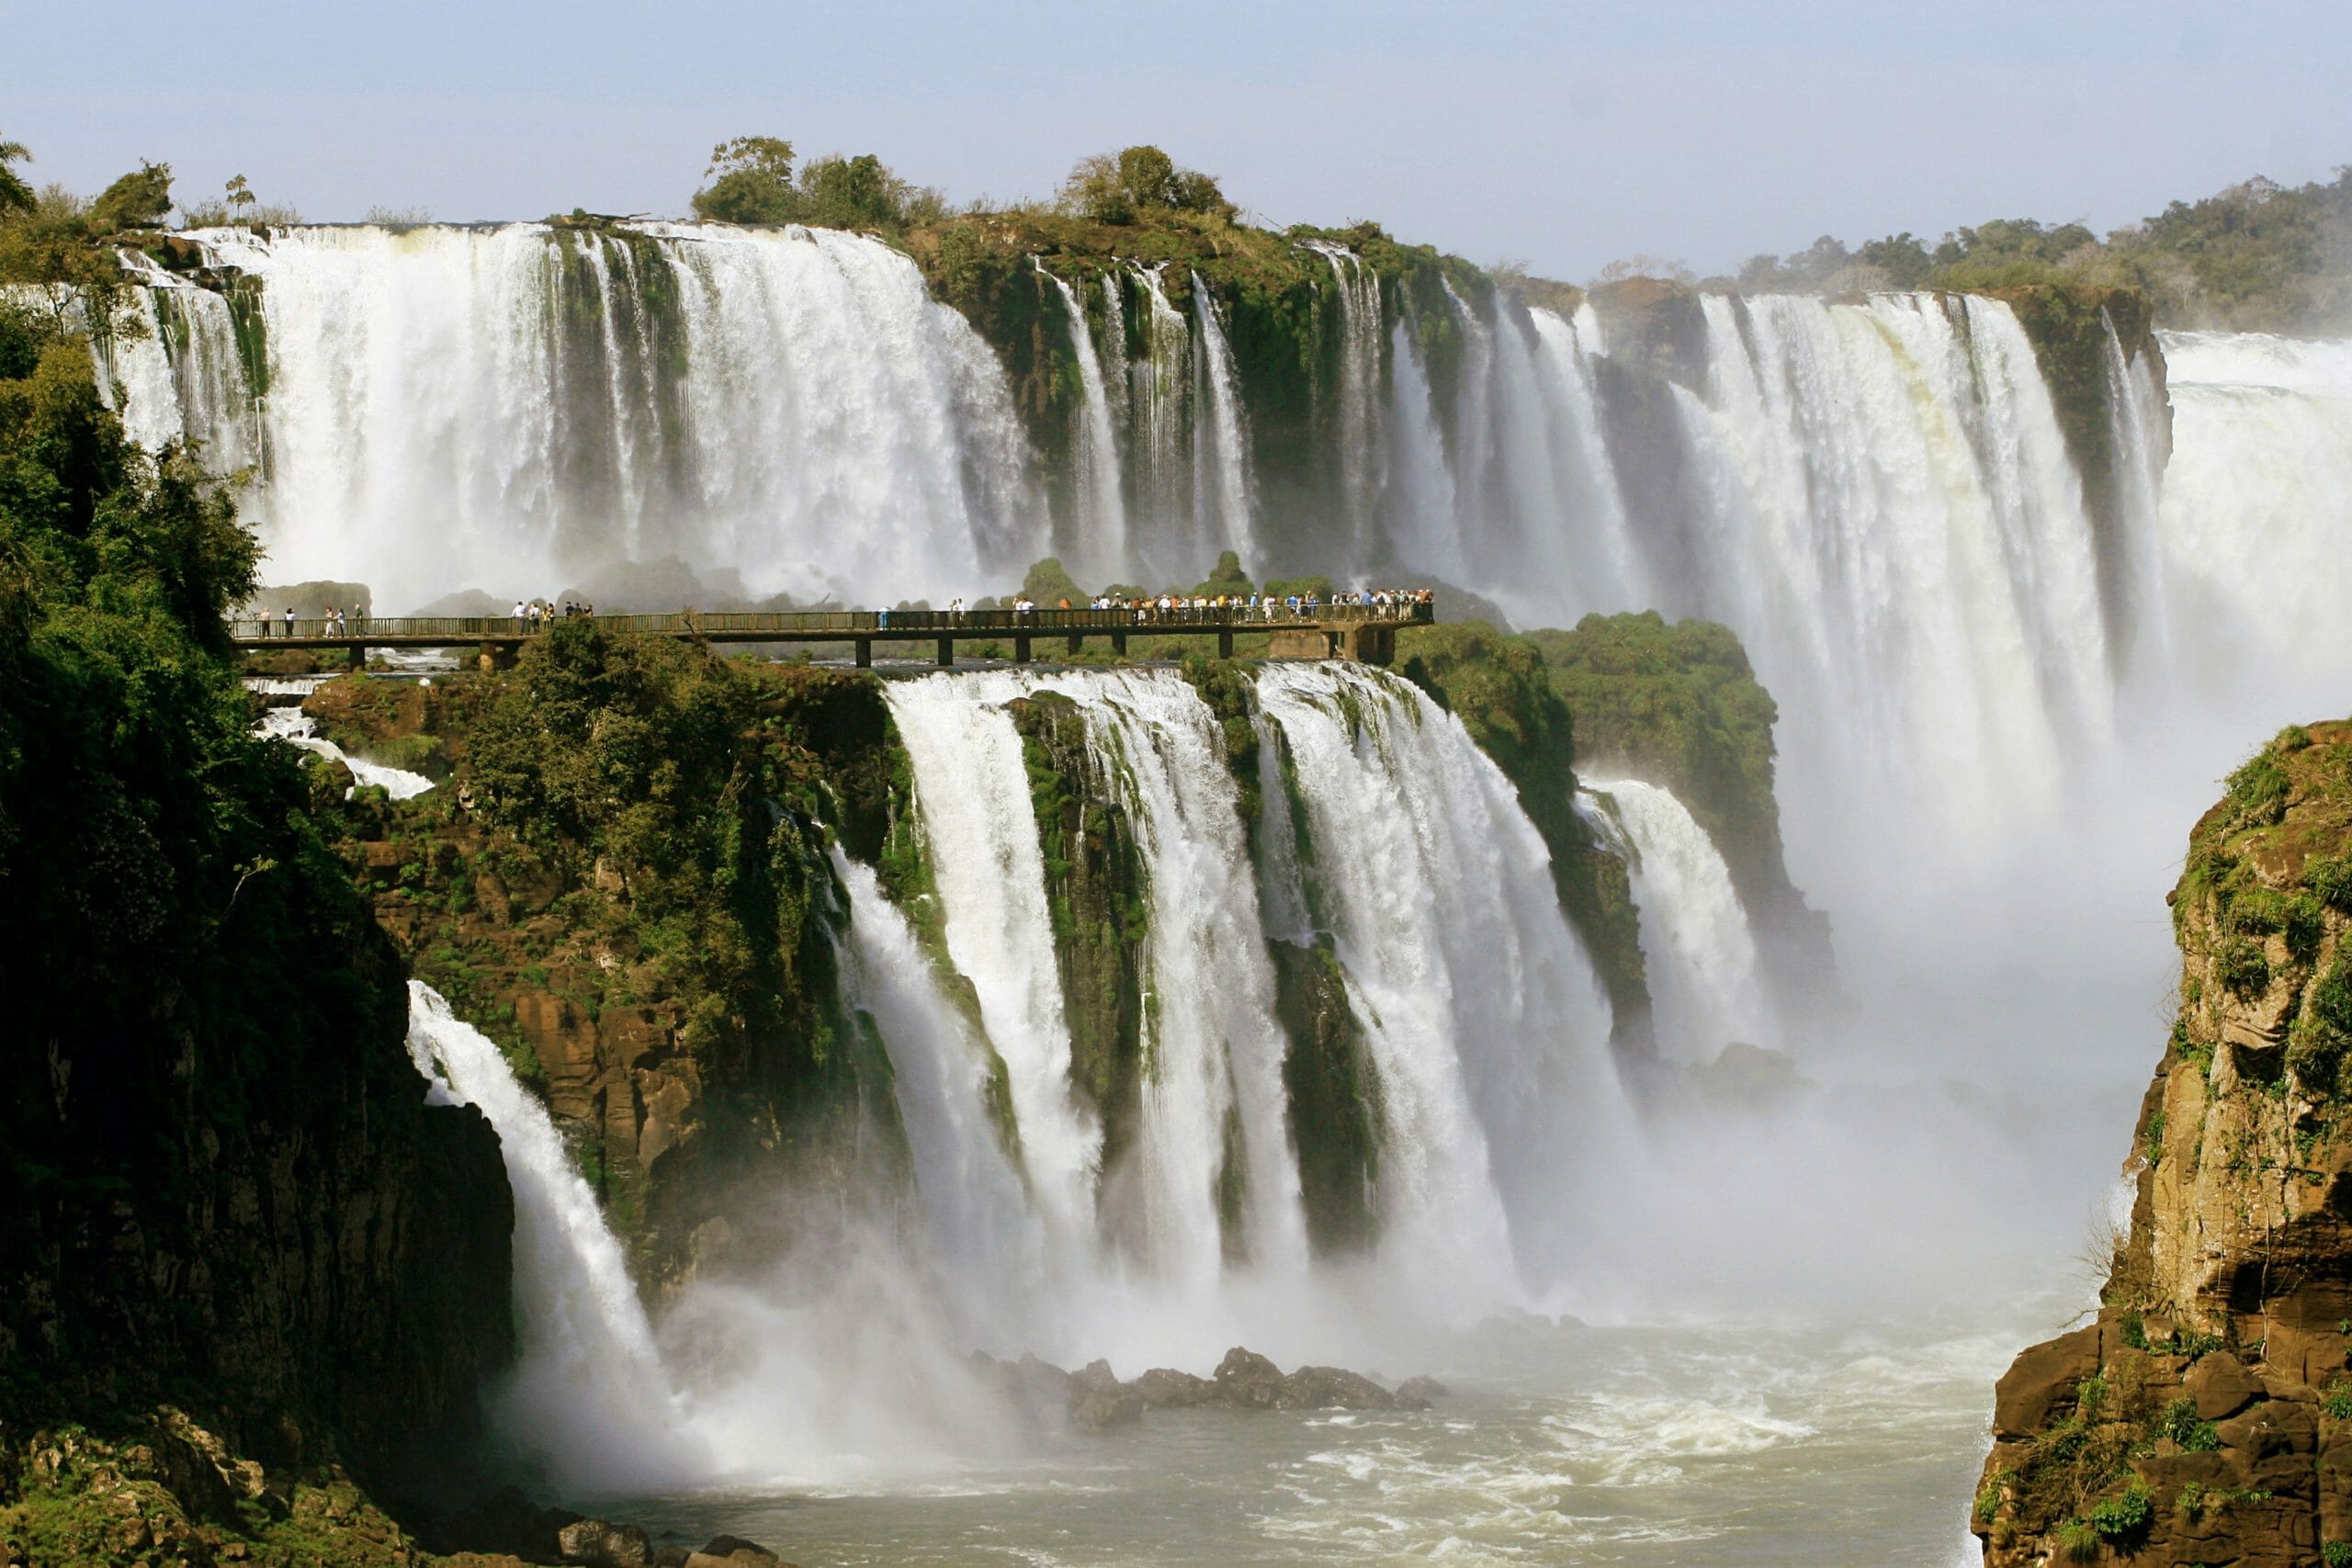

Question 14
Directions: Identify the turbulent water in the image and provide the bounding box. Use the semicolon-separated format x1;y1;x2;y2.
254;697;435;798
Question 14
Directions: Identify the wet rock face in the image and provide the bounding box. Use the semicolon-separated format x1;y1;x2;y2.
1975;721;2352;1565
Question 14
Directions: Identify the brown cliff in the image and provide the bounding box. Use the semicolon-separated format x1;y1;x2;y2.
1975;720;2352;1564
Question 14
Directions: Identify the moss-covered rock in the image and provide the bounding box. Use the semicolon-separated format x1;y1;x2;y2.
1528;611;1835;1012
317;634;910;1292
1272;936;1380;1256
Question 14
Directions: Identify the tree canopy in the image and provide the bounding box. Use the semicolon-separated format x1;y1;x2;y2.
1059;145;1232;225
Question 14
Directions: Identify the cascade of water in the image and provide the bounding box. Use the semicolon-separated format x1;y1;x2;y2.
2153;330;2352;706
405;981;694;1488
1525;305;1645;613
1250;663;1625;1305
830;847;1039;1329
1442;281;1503;575
168;222;1038;614
1036;261;1128;583
2101;313;2172;681
1570;299;1609;357
1128;265;1193;581
1050;669;1306;1285
1190;273;1260;572
1098;268;1130;430
1382;316;1466;582
1302;243;1384;568
1576;780;1774;1062
878;674;1102;1243
1686;291;2111;861
255;704;435;799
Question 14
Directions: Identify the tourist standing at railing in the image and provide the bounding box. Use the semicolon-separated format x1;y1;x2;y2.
283;606;295;637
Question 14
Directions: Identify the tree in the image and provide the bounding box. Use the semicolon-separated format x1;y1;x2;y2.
89;161;174;231
691;136;800;224
798;153;903;231
1060;145;1230;225
0;138;31;217
225;174;255;215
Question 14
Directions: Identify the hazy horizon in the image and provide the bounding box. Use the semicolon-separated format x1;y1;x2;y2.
6;0;2347;280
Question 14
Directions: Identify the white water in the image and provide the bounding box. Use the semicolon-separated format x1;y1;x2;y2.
147;222;1038;613
1252;663;1630;1305
405;981;694;1491
831;848;1038;1333
1302;242;1383;568
2154;330;2352;710
254;702;435;798
1190;273;1260;573
1576;780;1774;1063
878;673;1102;1245
1128;265;1194;583
1037;262;1127;585
1681;292;2111;876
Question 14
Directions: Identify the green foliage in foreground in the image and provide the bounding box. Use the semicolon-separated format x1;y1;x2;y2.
0;298;420;1419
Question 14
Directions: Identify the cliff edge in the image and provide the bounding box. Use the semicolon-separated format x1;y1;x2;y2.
1975;720;2352;1565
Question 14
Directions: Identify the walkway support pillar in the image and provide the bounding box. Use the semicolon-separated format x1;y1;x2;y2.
1216;628;1234;659
1111;632;1127;656
1066;634;1083;656
854;639;873;669
1013;634;1032;665
935;637;954;669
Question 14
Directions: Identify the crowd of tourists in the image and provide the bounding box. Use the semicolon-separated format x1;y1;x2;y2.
511;599;596;630
256;604;364;636
923;587;1434;624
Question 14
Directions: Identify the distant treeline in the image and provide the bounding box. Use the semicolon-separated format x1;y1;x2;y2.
6;129;2350;333
1717;168;2352;333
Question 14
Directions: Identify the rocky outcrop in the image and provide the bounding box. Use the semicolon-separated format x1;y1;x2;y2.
1974;720;2352;1565
1529;610;1837;1019
316;637;907;1292
970;1346;1438;1434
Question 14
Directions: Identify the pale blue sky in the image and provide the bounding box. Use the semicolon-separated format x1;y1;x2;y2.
7;0;2347;278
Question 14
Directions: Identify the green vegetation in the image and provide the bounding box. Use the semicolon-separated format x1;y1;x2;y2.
0;256;502;1524
689;134;945;233
2326;1540;2352;1567
0;136;31;216
2160;1395;2222;1451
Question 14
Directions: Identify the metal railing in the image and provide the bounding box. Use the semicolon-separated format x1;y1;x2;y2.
231;598;1435;642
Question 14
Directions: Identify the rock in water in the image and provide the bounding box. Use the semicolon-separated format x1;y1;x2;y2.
1394;1375;1448;1406
1212;1347;1289;1409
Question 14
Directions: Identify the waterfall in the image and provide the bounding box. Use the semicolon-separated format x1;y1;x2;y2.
2101;312;2172;678
1525;306;1644;612
405;981;693;1488
255;703;435;799
831;847;1038;1327
1683;291;2111;858
1037;262;1127;584
1251;663;1626;1302
157;222;1038;614
1382;317;1466;582
1575;780;1774;1063
2153;330;2352;707
1129;265;1193;582
1190;273;1259;572
1302;243;1383;566
877;674;1102;1244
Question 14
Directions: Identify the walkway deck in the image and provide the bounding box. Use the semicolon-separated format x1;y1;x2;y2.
230;603;1435;669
